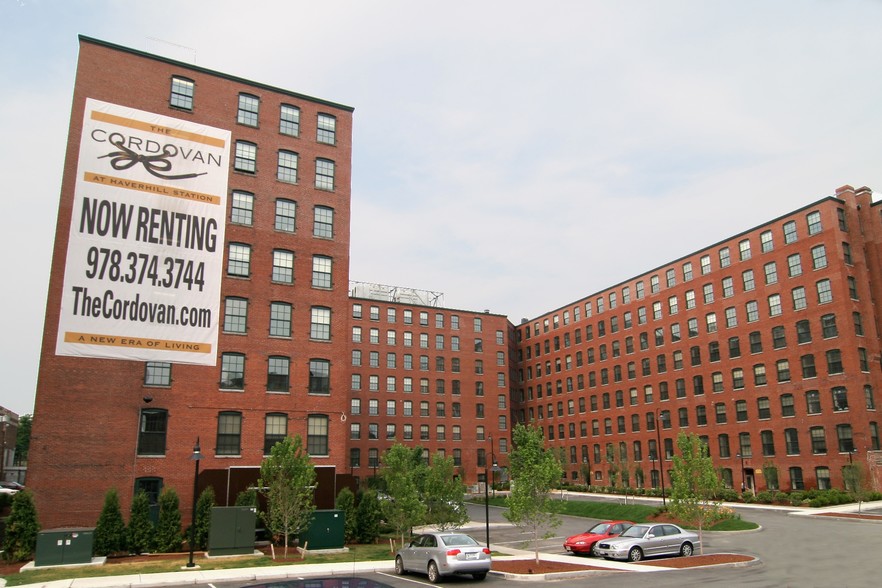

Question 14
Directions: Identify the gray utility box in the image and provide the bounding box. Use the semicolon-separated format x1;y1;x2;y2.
299;509;345;550
35;528;94;567
208;506;257;556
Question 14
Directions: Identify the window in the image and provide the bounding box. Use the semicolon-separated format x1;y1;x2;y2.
234;141;257;173
796;320;812;343
264;413;287;454
722;276;734;298
742;269;755;291
312;255;333;288
746;300;759;322
806;211;822;235
703;283;714;304
754;364;767;386
811;245;827;269
275;199;296;232
724;307;737;329
848;276;859;300
144;361;172;386
787;254;802;277
806;390;821;414
830;386;849;412
772;326;786;349
768;294;782;317
170;76;195;110
317;113;336;144
757;397;771;419
216;412;242;455
732;368;744;389
237;93;259;126
272;250;294;283
816;279;833;303
718;433;730;457
228;243;251;277
792;287;807;310
269;302;292;337
309;359;330;394
761;430;775;456
307;415;329;455
764;262;778;285
728;336;741;358
310;307;331;340
715;403;728;424
810;426;827;454
739;239;751;260
138;409;168;455
267;356;290;391
231;191;254;226
220;353;245;389
277;150;298;183
280;104;300;136
781;394;795;417
719;247;731;267
821;314;838;338
699;255;711;275
801;354;817;378
760;230;774;252
783;220;798;244
314;206;334;238
316;158;335;190
843;242;852;264
736;400;748;422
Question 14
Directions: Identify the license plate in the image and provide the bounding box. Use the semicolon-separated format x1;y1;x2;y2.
466;552;478;560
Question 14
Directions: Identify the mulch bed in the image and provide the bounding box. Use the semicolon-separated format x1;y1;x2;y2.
815;512;882;520
492;553;753;574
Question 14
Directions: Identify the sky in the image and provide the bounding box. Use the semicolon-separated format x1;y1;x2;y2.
2;0;882;417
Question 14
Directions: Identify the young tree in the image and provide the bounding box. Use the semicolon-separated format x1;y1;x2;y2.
504;423;564;564
843;460;870;513
258;435;317;558
669;432;726;553
127;490;154;554
194;486;216;550
93;488;127;556
423;451;469;531
380;444;427;546
154;487;182;553
335;487;358;543
2;490;39;562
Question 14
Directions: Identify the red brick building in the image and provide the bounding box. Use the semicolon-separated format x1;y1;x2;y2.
513;186;882;494
30;36;356;528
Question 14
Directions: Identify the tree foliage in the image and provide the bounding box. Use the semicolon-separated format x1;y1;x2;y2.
335;487;358;543
154;487;182;553
258;435;317;558
380;444;427;546
669;432;726;553
14;414;31;466
127;490;154;554
2;490;39;562
194;486;216;550
93;488;126;556
423;452;469;531
504;423;563;563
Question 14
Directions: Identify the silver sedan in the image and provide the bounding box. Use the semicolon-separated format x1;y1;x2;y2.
394;532;491;582
594;523;700;562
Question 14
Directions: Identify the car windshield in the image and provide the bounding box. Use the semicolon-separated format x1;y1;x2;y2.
587;523;611;534
620;525;649;538
440;534;478;547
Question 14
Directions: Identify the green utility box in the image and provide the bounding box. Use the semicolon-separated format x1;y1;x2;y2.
299;509;345;550
35;528;95;567
208;506;257;556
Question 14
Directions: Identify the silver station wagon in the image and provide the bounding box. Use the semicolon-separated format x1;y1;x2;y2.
394;532;491;582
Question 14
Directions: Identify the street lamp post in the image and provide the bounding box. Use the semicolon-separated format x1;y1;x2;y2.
650;452;657;489
737;452;746;494
655;411;666;508
186;438;203;568
484;434;492;550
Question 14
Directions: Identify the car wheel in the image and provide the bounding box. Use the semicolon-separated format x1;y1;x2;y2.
628;546;644;562
680;542;694;557
473;572;487;580
590;543;600;557
427;561;441;584
394;556;406;575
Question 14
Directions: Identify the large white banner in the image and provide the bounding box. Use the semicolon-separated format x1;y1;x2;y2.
55;98;230;365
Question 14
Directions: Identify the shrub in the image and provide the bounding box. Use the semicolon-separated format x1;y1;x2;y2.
2;491;39;562
127;490;154;554
755;491;776;504
154;488;182;553
235;488;258;507
335;487;358;543
93;488;127;556
355;490;382;544
194;486;216;550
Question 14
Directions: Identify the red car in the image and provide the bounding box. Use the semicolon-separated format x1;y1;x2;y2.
564;520;633;556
